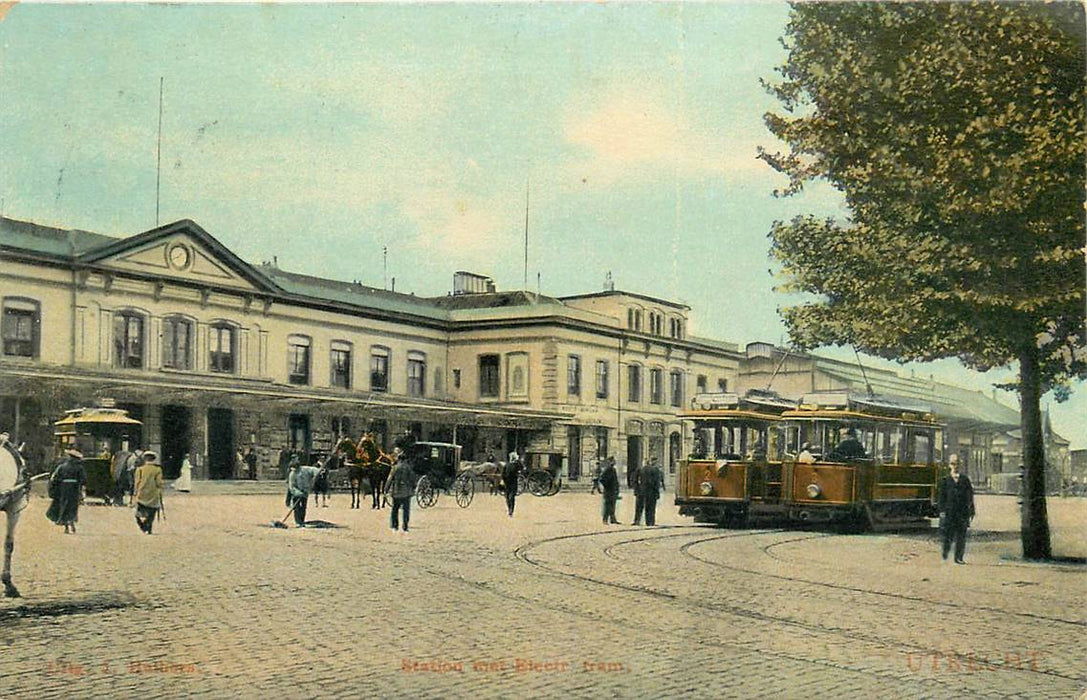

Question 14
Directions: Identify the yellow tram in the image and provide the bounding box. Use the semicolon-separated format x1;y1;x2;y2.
779;393;942;529
676;390;795;526
676;391;943;530
53;408;143;502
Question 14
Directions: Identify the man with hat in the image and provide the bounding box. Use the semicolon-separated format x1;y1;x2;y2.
46;449;86;534
133;451;164;534
383;447;416;532
639;456;666;527
829;427;867;461
286;455;320;528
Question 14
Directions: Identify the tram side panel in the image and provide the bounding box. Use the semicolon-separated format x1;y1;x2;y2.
783;459;938;526
676;459;749;522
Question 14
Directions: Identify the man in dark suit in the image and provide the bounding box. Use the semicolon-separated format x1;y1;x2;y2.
639;457;665;527
599;457;620;525
829;427;867;461
939;455;975;564
629;461;644;525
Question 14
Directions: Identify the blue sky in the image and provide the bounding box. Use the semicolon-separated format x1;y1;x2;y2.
0;3;1082;446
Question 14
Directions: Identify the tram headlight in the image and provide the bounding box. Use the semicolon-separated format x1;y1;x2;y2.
806;483;821;499
699;481;714;496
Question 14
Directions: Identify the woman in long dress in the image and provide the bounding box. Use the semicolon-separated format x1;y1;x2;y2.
175;454;193;493
46;450;86;534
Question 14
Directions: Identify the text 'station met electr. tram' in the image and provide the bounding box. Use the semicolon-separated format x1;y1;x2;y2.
676;391;944;531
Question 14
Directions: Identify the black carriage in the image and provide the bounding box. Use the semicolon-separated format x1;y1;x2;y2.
521;450;563;496
409;442;473;508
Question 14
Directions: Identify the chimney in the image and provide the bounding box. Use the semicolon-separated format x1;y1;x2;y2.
391;277;396;292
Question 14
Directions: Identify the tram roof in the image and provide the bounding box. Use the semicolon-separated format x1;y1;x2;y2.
780;409;940;428
680;409;784;422
54;408;143;427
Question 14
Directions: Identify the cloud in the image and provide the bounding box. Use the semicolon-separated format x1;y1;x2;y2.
562;89;774;186
401;184;516;258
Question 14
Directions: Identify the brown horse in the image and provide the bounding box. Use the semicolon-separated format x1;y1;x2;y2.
334;435;393;509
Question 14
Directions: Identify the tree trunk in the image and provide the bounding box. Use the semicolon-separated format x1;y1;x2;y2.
1018;343;1052;560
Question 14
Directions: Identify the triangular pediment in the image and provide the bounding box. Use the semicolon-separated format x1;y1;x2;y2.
80;220;279;294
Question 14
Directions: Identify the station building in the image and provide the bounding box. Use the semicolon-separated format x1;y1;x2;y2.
0;216;743;483
2;216;1046;489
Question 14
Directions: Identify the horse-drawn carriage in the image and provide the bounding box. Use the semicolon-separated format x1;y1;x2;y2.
409;442;474;509
521;449;563;497
53;408;142;503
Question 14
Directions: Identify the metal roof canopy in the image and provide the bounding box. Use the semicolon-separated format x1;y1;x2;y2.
0;366;566;430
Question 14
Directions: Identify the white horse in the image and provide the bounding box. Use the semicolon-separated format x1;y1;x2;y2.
0;433;34;598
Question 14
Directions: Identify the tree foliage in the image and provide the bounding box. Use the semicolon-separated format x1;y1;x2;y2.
760;2;1086;396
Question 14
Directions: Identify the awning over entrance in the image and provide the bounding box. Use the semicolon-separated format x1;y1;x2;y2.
0;364;569;430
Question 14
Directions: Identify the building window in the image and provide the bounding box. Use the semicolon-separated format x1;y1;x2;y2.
287;335;311;385
718;378;728;393
595;426;609;460
162;316;193;370
568;355;581;397
434;367;443;395
628;364;642;403
370;346;389;392
453;369;461;390
407;351;426;397
209;323;236;373
330;341;352;389
331;416;352;439
113;311;144;369
650;313;663;336
635;310;643;332
479;354;500;398
627;308;635;330
650;368;663;404
2;298;39;358
696;375;707;395
595;359;609;399
670;370;684;408
669;318;683;339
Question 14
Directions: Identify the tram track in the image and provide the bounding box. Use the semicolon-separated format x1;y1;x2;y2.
678;532;1087;628
506;527;1085;686
419;542;988;697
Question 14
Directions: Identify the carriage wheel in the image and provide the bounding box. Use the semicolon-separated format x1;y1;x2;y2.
415;475;437;508
454;475;474;508
528;471;552;497
546;476;562;497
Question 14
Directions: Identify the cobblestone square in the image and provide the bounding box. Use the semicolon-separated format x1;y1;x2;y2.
1;490;1084;699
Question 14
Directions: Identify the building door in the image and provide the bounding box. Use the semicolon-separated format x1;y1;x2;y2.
207;408;235;480
626;436;643;487
289;414;311;464
161;405;191;479
566;426;581;480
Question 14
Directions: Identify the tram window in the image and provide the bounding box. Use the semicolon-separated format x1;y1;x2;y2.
768;427;784;461
908;432;932;464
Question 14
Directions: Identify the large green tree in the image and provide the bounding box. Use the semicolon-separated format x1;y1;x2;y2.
760;2;1085;559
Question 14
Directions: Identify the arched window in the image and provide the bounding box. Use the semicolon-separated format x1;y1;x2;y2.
330;340;352;389
113;310;146;369
370;346;390;392
209;322;236;374
287;335;311;385
162;315;193;370
670;369;684;407
2;297;40;358
407;350;426;397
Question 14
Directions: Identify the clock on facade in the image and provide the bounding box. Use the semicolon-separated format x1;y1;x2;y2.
167;244;191;270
